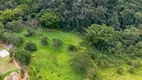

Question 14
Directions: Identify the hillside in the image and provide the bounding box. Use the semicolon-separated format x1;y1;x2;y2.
0;0;142;80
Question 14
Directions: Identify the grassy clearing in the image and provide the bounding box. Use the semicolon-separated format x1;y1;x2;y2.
18;28;142;80
18;29;84;80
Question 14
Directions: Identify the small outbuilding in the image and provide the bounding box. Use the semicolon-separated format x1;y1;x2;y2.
0;50;10;58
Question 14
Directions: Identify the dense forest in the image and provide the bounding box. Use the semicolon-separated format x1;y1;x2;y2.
0;0;142;80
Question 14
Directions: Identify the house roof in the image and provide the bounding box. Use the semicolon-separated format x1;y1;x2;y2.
0;50;9;58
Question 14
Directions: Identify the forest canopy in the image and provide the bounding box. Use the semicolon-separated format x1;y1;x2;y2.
0;0;142;32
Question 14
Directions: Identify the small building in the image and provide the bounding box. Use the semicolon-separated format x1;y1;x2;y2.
0;50;10;58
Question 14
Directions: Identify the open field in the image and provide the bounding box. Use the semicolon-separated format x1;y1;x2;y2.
18;29;84;80
17;29;142;80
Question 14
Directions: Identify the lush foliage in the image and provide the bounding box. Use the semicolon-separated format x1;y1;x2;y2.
24;42;37;51
5;20;23;32
0;0;142;80
85;24;114;51
41;37;48;46
52;38;63;47
15;49;31;65
71;53;93;73
29;0;142;31
24;29;35;37
39;12;60;28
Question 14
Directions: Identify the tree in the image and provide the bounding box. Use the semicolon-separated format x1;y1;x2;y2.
52;38;63;47
25;42;37;51
85;24;114;51
39;12;60;28
5;20;23;32
41;37;48;46
120;9;135;28
15;49;31;65
2;32;24;46
0;22;4;29
128;66;136;74
68;44;77;51
24;29;35;37
117;67;124;75
71;53;93;73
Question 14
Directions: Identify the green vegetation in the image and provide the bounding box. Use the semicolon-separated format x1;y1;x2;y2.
19;29;84;80
39;12;60;28
0;0;142;80
41;37;48;46
24;42;37;51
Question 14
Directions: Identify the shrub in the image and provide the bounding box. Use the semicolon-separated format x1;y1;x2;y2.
127;60;132;66
85;68;96;80
85;49;95;59
52;38;63;47
24;29;35;37
0;22;4;29
5;20;23;32
2;32;24;46
25;42;37;51
12;36;24;46
99;61;109;69
15;49;31;65
128;66;136;74
71;53;93;73
117;67;124;75
68;44;77;51
41;37;48;46
85;64;97;80
132;61;141;68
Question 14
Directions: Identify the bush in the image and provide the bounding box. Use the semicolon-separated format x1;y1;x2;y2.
128;66;136;74
24;29;35;37
5;20;23;32
85;64;97;80
2;32;24;46
41;37;48;46
85;49;95;59
85;68;96;80
132;61;141;68
15;49;31;65
52;38;63;47
117;67;124;75
127;60;141;68
12;36;24;46
71;53;93;73
0;22;4;29
99;61;109;69
127;60;132;66
25;42;37;51
68;44;77;51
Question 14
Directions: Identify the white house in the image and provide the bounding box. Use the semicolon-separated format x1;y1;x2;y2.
0;50;10;58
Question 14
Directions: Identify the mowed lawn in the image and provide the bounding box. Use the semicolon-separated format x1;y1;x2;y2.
0;45;17;75
18;29;84;80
